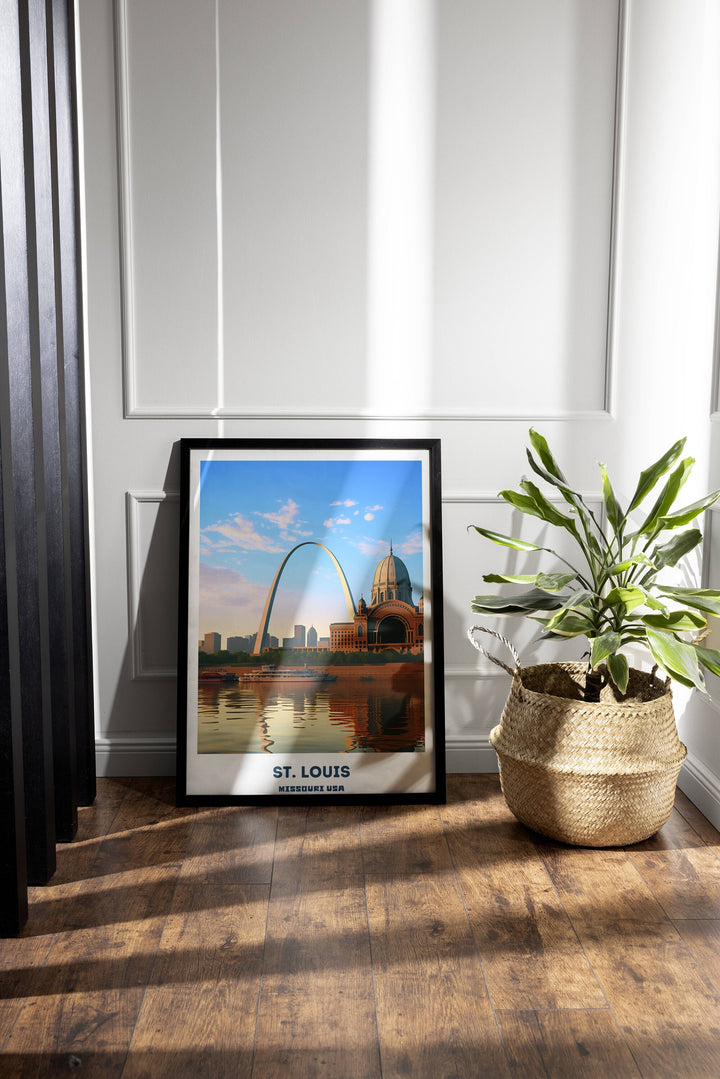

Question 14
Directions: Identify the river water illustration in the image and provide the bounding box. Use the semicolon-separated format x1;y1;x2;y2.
197;665;425;754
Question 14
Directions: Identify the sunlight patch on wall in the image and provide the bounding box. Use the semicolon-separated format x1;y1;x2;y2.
366;0;435;415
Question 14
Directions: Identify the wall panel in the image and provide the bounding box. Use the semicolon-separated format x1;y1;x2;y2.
434;0;622;417
116;0;622;420
118;0;369;418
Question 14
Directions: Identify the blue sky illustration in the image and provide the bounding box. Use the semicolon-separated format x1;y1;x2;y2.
197;456;424;644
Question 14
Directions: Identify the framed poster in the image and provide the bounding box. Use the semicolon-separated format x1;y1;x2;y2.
176;438;445;804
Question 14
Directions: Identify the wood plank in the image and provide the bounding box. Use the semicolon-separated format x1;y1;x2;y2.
1;844;180;1074
0;783;130;1047
362;804;511;1079
86;783;195;882
253;806;380;1079
629;847;720;920
8;774;720;1075
0;990;145;1078
7;778;131;953
23;864;178;996
537;845;667;928
674;919;720;995
122;883;269;1078
0;920;58;1050
441;778;606;1010
672;789;720;849
496;1009;641;1078
623;804;708;852
0;883;173;1075
574;919;720;1077
50;779;129;887
0;781;187;1070
178;805;277;885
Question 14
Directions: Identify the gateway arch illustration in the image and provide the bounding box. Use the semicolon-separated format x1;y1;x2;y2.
253;541;356;655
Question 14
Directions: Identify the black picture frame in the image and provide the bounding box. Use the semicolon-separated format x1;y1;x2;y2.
176;438;445;805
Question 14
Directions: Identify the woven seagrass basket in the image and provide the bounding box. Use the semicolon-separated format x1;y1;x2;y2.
469;628;687;847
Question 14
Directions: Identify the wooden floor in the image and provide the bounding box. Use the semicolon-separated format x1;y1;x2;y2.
2;775;720;1077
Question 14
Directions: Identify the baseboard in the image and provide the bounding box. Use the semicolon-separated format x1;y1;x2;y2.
95;735;176;776
95;735;719;830
445;735;498;774
96;733;498;778
678;751;720;833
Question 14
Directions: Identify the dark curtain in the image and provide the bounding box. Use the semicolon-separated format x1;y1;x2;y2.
0;0;95;936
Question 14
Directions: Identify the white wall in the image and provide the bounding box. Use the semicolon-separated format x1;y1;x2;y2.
76;1;720;821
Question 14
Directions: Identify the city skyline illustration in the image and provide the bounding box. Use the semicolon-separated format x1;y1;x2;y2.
198;456;424;644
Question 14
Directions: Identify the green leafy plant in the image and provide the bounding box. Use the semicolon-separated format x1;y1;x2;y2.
470;430;720;701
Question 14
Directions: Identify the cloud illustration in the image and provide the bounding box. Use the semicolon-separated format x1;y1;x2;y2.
204;515;284;553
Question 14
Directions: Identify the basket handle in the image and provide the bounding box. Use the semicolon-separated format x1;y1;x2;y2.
467;626;520;677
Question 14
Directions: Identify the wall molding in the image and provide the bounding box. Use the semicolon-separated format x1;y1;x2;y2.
678;750;720;833
602;0;628;421
444;664;504;680
113;0;137;419
114;0;626;423
95;732;496;778
124;406;616;423
711;178;720;420
96;734;176;777
443;490;603;505
125;490;179;681
446;734;498;774
701;504;719;589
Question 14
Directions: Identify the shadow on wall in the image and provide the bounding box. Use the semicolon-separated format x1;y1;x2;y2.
102;444;182;776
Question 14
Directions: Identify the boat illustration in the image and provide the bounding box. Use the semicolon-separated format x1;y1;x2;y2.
199;669;239;683
237;665;337;684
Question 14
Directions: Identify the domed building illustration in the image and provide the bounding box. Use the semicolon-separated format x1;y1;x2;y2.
330;544;424;653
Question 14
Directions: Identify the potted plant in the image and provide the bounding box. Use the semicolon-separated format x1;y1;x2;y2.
468;429;720;846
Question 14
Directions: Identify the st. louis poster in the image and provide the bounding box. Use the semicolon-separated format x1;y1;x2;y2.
177;439;445;804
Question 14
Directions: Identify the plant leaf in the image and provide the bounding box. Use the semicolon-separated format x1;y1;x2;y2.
606;651;629;692
627;438;686;512
658;489;720;529
469;526;541;552
694;645;720;680
537;610;594;637
519;479;579;533
483;571;579;590
634;457;694;536
536;572;578;592
603;587;646;614
607;554;654;575
528;429;568;482
590;631;622;668
483;573;538;586
525;429;601;543
646;627;706;692
471;588;568;615
651;529;703;569
641;610;707;632
600;463;624;533
637;591;669;616
655;586;720;618
499;489;545;519
559;589;595;612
